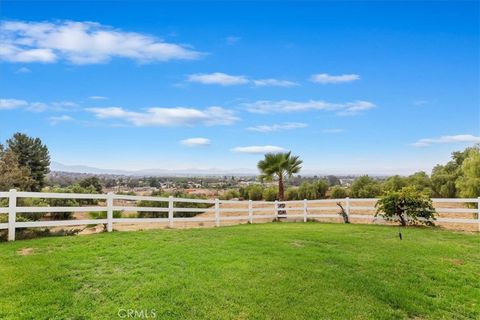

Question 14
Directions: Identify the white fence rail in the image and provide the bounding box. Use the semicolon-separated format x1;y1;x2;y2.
0;189;479;241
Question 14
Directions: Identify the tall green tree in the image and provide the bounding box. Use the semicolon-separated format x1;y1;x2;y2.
78;176;103;193
257;152;302;201
456;147;480;198
7;133;50;191
431;164;458;198
430;144;480;198
406;171;432;196
383;175;408;192
350;175;381;198
0;145;33;191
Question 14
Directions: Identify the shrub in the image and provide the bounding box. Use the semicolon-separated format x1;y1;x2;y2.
17;197;49;221
314;180;329;198
220;189;240;200
137;191;211;218
330;186;348;199
262;187;278;201
246;184;263;200
298;182;316;200
89;210;122;219
43;185;99;220
375;187;436;226
286;188;300;200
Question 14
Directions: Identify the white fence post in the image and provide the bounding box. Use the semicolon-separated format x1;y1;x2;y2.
215;198;220;227
303;199;308;222
274;200;279;220
168;196;174;228
477;197;480;232
8;189;16;241
248;200;253;224
346;197;350;220
106;192;113;232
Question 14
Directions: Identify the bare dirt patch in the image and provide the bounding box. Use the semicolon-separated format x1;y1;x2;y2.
291;240;305;247
445;258;464;266
17;248;34;256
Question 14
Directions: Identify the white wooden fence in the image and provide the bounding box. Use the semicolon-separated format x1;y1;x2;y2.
0;189;479;241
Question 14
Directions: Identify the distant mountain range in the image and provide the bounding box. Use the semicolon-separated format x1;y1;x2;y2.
50;161;258;176
51;161;404;177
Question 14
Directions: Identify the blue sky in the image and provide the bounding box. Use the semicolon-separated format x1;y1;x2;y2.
1;1;479;175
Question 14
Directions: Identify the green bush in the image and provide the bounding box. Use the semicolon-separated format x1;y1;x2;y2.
137;191;211;218
42;185;100;220
286;188;300;200
220;189;240;200
89;210;123;219
262;188;278;201
239;185;264;201
297;180;328;200
330;186;348;199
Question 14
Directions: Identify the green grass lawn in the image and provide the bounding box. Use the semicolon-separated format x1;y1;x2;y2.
0;223;479;319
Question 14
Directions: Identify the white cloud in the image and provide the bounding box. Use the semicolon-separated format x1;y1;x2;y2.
310;73;360;84
49;115;73;125
87;106;238;126
243;99;375;116
322;128;344;133
232;145;287;154
15;66;31;73
180;137;211;147
186;73;298;87
253;78;299;87
0;98;28;109
226;36;240;45
247;122;307;133
88;96;108;100
0;20;202;64
411;134;480;147
187;72;249;86
0;97;79;112
26;102;48;112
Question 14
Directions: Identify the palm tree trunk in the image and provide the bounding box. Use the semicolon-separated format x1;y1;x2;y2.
277;175;286;219
278;175;285;201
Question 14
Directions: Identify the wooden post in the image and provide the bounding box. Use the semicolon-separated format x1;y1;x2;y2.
274;200;278;221
345;197;350;221
215;198;220;227
303;199;308;222
248;200;253;224
8;189;16;241
168;196;174;228
106;192;113;232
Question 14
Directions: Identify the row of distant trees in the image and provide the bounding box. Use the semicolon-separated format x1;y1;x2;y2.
221;145;479;201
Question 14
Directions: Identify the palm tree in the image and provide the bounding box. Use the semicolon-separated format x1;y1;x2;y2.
257;152;303;201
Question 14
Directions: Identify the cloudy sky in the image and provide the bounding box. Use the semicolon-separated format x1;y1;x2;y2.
0;1;479;174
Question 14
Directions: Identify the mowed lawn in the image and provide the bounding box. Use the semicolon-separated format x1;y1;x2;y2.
0;224;479;319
